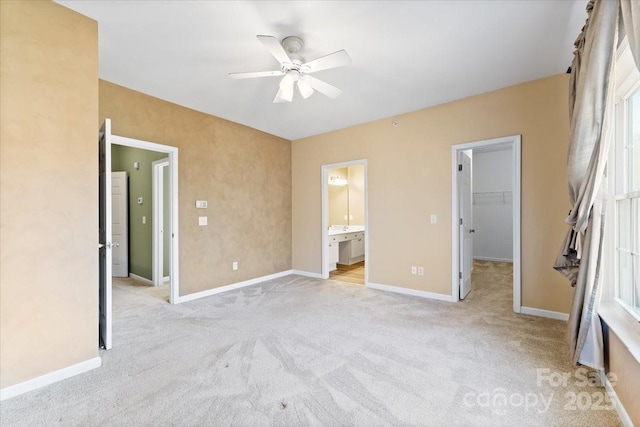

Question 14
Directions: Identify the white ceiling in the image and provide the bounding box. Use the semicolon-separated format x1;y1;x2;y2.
56;0;587;141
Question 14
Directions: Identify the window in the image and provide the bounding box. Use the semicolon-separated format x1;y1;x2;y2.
611;40;640;320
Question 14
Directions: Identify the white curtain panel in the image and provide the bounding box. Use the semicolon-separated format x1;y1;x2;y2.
553;0;640;368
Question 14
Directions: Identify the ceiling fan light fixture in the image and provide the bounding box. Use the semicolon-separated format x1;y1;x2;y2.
279;73;296;102
297;79;314;99
279;70;299;89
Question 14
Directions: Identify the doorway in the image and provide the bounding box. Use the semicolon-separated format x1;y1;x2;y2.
451;135;521;313
321;160;369;285
99;118;180;350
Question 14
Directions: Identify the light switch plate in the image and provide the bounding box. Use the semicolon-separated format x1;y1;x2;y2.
138;197;143;205
430;214;437;224
198;216;207;226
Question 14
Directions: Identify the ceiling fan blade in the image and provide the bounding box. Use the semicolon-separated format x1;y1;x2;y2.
303;50;351;73
229;70;284;80
303;75;342;99
257;35;291;65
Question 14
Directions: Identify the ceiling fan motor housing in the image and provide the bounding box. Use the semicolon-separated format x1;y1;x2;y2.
282;36;305;63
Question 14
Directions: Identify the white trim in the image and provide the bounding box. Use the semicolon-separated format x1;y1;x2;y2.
175;270;293;304
451;135;521;313
111;133;180;305
321;160;369;286
473;256;513;263
163;276;170;283
366;282;454;302
599;302;640;364
599;369;634;427
520;306;569;321
129;273;153;286
292;270;324;279
0;357;101;401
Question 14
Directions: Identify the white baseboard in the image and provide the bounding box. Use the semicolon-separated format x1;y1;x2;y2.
366;282;453;302
473;256;513;263
0;357;101;401
129;273;153;286
520;306;569;321
163;276;170;283
600;369;634;427
291;270;323;279
176;270;293;303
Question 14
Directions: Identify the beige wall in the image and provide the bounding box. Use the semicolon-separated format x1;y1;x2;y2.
99;81;292;295
0;1;98;388
293;74;574;313
605;327;640;425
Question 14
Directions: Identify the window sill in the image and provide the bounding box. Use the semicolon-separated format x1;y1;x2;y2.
599;302;640;364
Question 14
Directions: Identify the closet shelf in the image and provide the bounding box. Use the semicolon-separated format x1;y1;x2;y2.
473;191;512;205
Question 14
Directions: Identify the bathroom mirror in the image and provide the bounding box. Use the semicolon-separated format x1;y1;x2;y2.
328;165;364;226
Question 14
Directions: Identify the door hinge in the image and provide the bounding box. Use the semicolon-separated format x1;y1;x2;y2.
459;218;463;225
458;164;463;171
459;272;462;279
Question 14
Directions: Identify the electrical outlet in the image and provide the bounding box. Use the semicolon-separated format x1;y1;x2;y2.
411;266;417;275
198;216;207;226
418;267;424;276
232;261;238;271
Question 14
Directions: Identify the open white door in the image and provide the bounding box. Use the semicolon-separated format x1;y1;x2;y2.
458;151;473;299
111;171;128;277
99;119;113;349
152;158;169;286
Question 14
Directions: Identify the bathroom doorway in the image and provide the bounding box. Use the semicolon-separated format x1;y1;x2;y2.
321;160;368;285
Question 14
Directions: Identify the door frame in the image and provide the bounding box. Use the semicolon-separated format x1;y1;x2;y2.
110;134;180;304
152;158;169;287
450;135;521;312
321;159;369;283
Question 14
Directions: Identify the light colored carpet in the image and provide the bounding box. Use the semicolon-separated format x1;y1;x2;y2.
0;264;621;426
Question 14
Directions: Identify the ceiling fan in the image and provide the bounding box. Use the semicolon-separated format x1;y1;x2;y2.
229;35;351;103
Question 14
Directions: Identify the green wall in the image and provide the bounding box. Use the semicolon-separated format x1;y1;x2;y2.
112;145;169;280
